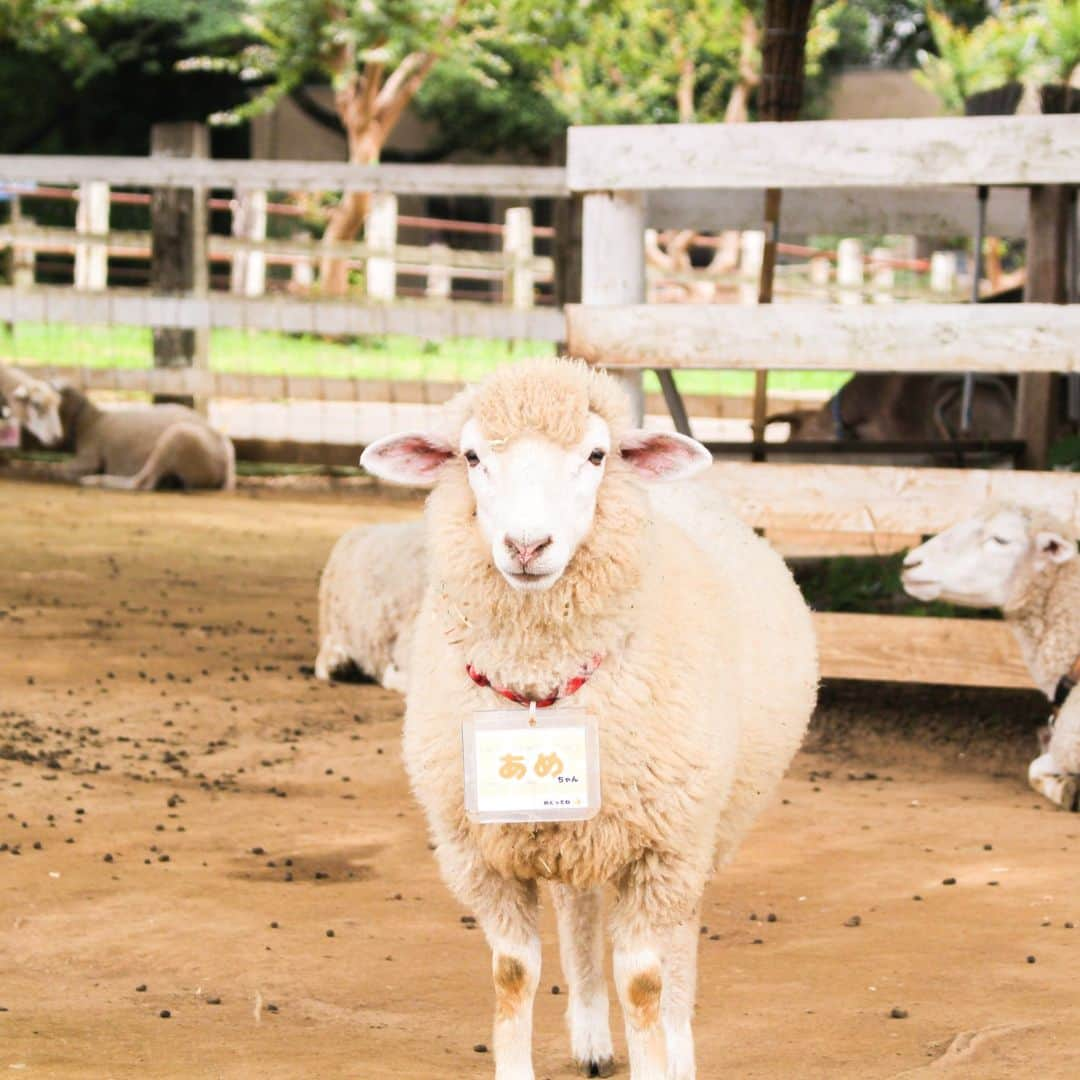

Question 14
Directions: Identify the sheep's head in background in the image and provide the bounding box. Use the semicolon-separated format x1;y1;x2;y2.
902;504;1077;609
6;376;63;447
361;359;712;594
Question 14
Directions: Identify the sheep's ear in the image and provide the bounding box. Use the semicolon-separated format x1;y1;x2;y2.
360;431;455;487
1034;530;1077;567
619;430;712;482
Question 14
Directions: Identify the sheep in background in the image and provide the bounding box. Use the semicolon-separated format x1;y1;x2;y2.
315;520;425;691
0;365;63;447
902;503;1080;811
48;383;235;491
361;358;818;1080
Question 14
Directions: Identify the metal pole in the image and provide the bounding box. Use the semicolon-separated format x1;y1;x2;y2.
1068;186;1079;424
960;185;988;433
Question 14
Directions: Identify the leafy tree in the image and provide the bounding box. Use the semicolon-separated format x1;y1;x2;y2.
1036;0;1080;88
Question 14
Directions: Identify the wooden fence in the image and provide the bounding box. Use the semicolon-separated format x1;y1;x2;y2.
566;112;1080;690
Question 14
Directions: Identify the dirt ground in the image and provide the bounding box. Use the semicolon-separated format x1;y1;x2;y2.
1;476;1077;1080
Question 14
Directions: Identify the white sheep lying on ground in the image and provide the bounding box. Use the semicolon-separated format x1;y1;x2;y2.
902;503;1080;811
0;364;63;446
51;383;235;491
361;358;818;1080
315;520;425;691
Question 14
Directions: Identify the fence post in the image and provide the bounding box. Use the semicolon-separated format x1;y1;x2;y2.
291;230;315;293
738;230;765;304
74;181;109;291
929;251;957;294
10;195;34;290
1014;184;1069;468
426;242;452;301
230;188;267;298
503;206;534;309
365;192;397;302
150;121;209;412
836;238;864;303
809;254;831;297
870;246;894;302
582;191;646;423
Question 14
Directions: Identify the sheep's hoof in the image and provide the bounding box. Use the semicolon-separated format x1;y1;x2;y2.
578;1058;616;1078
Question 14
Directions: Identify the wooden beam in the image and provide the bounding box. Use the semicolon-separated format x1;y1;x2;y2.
766;529;921;558
565;302;1080;373
0;286;566;341
567;115;1080;191
0;156;569;197
646;186;1028;238
815;612;1031;689
704;462;1080;534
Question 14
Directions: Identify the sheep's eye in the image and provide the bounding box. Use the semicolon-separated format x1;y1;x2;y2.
991;536;1010;546
463;450;480;467
588;449;606;466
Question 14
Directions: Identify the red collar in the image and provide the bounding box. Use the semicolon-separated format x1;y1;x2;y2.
466;654;603;709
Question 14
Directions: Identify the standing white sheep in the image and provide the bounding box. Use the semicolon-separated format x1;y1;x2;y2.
315;520;425;691
902;503;1080;811
360;358;818;1080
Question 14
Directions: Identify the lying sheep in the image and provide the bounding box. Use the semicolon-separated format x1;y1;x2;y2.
902;503;1080;811
47;383;235;491
315;520;425;691
361;358;818;1080
0;364;63;447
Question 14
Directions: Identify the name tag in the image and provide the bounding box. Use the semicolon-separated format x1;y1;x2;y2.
462;708;600;824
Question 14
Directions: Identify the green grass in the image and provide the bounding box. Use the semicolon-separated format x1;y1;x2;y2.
2;322;848;397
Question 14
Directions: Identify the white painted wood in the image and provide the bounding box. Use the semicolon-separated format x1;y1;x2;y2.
565;302;1080;373
739;230;765;279
581;191;647;422
836;239;863;289
0;156;569;197
701;462;1080;536
930;251;958;294
647;186;1027;237
503;207;534;310
568;115;1080;191
809;255;831;289
230;189;268;298
74;181;109;291
8;195;34;290
364;192;398;302
291;230;315;291
0;286;566;340
425;242;451;300
870;247;894;295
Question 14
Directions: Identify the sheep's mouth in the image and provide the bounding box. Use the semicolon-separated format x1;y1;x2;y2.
900;574;942;601
502;567;560;591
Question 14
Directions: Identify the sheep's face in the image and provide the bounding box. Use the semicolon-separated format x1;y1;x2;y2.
361;415;712;594
901;507;1075;608
8;380;63;446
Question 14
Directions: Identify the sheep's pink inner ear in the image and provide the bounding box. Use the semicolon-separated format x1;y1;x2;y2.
360;432;455;487
1036;530;1077;565
619;430;712;481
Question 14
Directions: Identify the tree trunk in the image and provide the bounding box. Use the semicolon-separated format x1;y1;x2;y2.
319;126;383;296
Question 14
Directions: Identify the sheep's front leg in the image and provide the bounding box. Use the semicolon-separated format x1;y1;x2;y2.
611;861;703;1080
437;841;541;1079
550;884;615;1077
661;916;700;1080
1028;752;1080;812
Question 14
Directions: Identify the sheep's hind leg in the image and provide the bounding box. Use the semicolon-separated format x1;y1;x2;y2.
437;841;541;1080
79;473;138;490
550;884;615;1077
1028;752;1080;812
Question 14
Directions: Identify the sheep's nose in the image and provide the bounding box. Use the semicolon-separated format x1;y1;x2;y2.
504;534;553;568
902;553;922;570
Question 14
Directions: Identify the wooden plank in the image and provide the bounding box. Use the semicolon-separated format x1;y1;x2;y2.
0;156;569;197
766;529;921;558
565;303;1080;373
568;115;1080;192
0;287;566;341
814;612;1031;689
647;186;1028;238
704;462;1080;534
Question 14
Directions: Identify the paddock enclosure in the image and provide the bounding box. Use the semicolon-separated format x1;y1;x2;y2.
2;479;1079;1079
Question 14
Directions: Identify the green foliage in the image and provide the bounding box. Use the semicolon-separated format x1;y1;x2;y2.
794;552;1000;619
1037;0;1080;84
